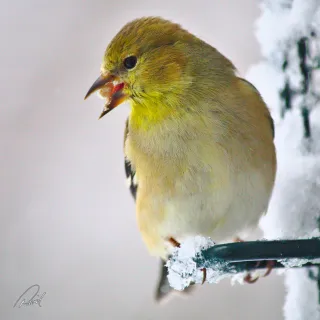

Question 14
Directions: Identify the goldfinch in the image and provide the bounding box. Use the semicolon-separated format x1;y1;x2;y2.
85;17;276;300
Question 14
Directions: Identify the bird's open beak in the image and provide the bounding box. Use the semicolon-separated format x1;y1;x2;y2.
84;74;128;119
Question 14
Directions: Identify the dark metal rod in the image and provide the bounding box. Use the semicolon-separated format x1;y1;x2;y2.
200;238;320;263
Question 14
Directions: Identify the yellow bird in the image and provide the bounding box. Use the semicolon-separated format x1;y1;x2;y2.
85;17;276;300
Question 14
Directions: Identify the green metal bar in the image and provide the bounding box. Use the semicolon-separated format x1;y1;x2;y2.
193;238;320;272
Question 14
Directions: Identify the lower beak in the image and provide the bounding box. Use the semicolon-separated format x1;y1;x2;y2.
84;74;128;119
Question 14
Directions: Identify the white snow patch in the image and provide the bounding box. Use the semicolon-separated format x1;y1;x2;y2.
279;258;310;268
255;0;320;64
284;269;320;320
167;236;234;291
248;1;320;319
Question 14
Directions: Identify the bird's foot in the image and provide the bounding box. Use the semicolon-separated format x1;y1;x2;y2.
233;237;275;284
168;237;181;248
234;237;258;283
244;260;276;284
262;260;275;277
244;272;259;284
200;268;207;284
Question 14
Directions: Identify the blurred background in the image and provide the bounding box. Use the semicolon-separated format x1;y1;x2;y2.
1;1;285;319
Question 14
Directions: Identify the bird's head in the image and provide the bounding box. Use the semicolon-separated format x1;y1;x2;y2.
85;17;235;120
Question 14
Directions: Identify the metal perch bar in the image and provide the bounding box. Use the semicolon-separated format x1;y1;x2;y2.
193;238;320;272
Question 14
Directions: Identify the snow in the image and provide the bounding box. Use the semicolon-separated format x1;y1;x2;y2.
255;0;320;65
167;236;235;291
248;0;320;319
284;269;320;320
279;258;310;268
259;109;320;241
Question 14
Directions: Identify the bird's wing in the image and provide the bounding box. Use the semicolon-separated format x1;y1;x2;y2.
239;78;275;139
123;118;182;302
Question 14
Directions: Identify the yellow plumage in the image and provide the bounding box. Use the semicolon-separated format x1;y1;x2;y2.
125;77;276;258
85;17;276;261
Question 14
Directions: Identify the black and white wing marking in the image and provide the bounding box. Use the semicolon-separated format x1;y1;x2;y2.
124;119;138;200
125;159;138;200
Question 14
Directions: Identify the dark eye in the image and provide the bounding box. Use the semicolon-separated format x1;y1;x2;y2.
123;56;137;70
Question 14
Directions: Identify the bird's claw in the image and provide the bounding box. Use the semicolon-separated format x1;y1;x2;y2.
244;273;259;284
263;260;275;277
168;237;181;248
244;260;275;284
201;268;207;284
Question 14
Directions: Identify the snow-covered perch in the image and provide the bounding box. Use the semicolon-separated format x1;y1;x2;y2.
167;236;320;291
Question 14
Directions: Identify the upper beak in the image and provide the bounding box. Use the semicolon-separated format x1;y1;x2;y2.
84;73;128;119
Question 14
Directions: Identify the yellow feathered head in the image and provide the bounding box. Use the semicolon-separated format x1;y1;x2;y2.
85;17;235;119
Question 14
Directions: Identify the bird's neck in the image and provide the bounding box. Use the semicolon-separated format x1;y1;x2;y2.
129;98;186;132
126;99;213;163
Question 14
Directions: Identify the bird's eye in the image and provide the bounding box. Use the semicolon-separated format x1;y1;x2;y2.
123;56;137;70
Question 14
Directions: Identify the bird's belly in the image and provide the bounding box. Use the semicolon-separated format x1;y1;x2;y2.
136;168;269;259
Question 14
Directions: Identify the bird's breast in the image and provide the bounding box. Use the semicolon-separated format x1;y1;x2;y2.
124;125;234;258
124;105;275;258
